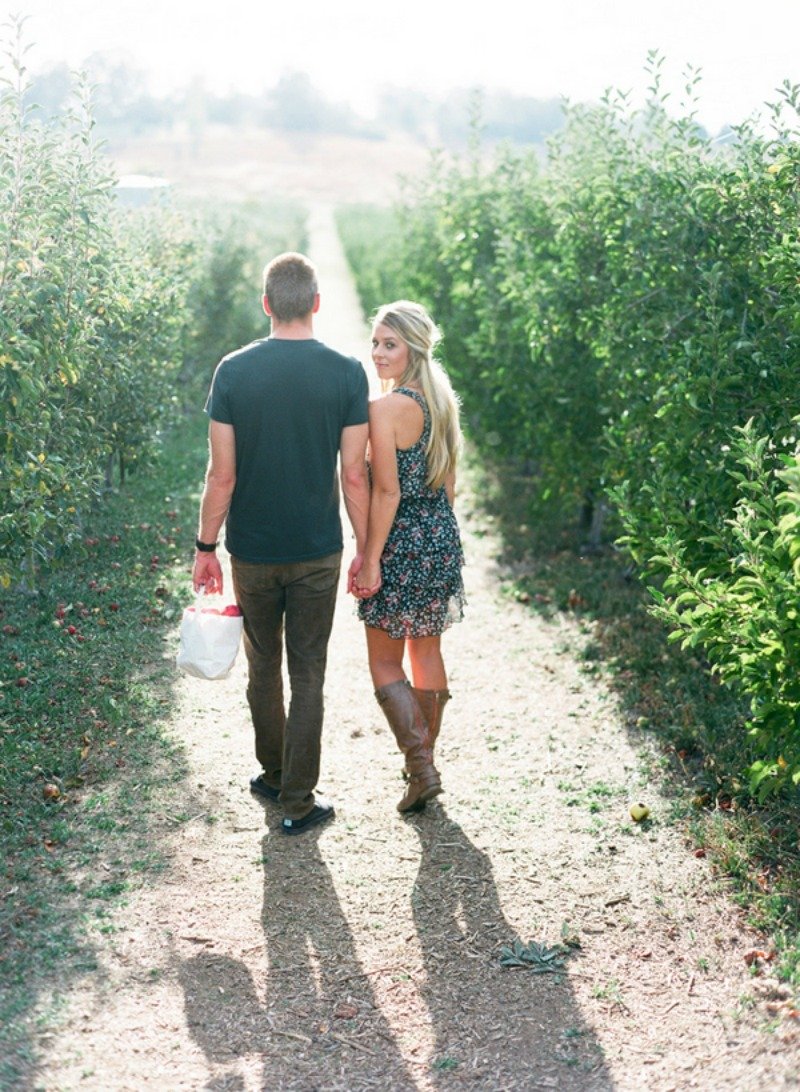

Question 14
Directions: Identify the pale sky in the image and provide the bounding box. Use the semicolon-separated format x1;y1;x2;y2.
5;0;800;133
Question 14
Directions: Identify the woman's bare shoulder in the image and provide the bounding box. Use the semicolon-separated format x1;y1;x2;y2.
369;390;418;419
373;390;424;449
368;395;401;443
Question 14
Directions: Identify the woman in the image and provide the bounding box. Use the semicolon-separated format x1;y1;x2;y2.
352;301;465;813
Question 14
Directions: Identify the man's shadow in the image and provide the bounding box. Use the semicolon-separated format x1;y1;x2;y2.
178;825;416;1091
408;807;612;1088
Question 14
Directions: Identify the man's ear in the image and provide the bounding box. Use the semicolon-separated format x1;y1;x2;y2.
312;293;321;314
262;295;272;317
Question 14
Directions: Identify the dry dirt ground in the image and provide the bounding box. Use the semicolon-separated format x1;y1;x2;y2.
31;208;800;1091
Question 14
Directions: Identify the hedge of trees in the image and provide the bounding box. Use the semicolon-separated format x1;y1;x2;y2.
1;31;301;590
338;59;800;797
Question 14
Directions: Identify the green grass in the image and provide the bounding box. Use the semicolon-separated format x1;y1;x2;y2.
466;452;800;997
0;409;209;1088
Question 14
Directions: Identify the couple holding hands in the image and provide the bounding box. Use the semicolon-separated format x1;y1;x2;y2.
193;252;465;835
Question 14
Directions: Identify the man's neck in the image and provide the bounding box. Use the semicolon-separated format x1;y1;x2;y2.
269;317;315;340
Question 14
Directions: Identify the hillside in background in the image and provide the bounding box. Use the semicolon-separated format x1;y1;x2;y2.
111;124;436;206
26;59;564;206
28;59;568;151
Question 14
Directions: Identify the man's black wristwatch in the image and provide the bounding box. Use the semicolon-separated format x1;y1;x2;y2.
195;538;218;552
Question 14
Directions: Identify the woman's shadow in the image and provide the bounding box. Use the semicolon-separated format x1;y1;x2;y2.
178;824;417;1091
408;806;612;1088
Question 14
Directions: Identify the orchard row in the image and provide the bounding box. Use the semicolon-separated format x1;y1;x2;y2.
0;27;301;589
340;61;800;796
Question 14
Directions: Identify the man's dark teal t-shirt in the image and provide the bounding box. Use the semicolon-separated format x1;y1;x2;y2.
205;337;369;563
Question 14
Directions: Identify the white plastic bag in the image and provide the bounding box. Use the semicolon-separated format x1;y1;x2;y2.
176;595;244;680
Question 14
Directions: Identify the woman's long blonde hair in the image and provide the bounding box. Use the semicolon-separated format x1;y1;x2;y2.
374;300;462;491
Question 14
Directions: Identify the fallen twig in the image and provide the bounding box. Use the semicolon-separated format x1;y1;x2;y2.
330;1032;378;1055
337;966;399;983
271;1029;312;1045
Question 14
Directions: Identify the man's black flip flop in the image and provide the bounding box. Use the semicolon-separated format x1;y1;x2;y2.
281;800;334;835
250;774;280;802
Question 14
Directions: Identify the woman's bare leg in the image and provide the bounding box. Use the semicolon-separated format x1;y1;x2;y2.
407;635;447;690
365;625;407;690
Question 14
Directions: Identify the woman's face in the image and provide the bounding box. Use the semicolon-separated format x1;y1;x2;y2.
371;323;409;384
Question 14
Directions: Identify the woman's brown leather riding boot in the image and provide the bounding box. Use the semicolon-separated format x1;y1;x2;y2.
411;687;451;755
375;679;442;812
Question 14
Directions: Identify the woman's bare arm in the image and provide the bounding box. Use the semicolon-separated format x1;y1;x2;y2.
355;398;401;594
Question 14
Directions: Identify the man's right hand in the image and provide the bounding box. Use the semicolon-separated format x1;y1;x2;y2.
347;552;364;594
353;558;381;599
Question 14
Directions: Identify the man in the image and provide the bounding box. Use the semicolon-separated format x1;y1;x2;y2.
192;252;370;835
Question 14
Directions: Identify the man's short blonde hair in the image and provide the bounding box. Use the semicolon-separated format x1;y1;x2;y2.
263;252;318;322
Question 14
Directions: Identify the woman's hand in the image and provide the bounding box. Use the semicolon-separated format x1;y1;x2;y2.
353;559;382;599
347;552;364;595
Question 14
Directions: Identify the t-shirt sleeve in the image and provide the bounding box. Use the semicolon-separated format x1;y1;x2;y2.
204;360;233;424
344;361;369;427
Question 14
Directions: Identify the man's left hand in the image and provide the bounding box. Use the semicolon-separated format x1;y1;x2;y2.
193;552;223;594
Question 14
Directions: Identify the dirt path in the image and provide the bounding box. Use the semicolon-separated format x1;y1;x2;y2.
35;208;798;1091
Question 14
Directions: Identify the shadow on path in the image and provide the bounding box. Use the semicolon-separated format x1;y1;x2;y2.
179;825;417;1091
177;808;613;1091
409;807;613;1089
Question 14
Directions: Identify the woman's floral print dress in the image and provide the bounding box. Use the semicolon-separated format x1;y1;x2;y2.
358;388;465;638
